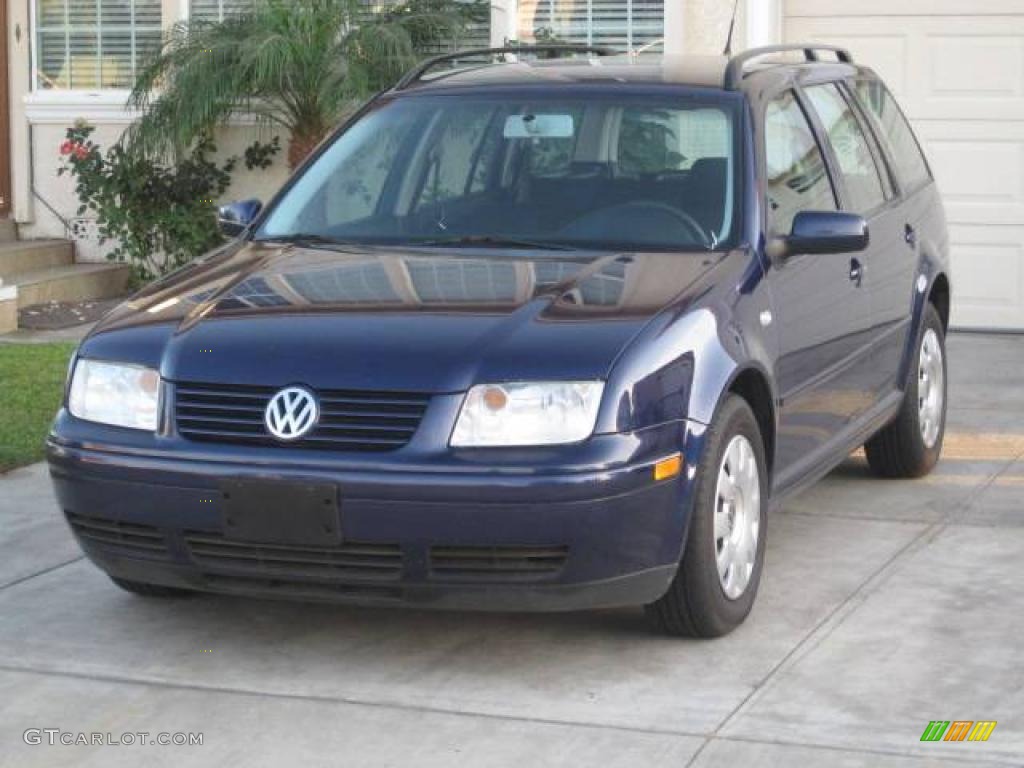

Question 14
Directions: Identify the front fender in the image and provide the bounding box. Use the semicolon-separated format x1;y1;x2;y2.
596;250;777;436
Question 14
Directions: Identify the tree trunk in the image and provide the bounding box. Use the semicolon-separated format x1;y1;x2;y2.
288;125;328;170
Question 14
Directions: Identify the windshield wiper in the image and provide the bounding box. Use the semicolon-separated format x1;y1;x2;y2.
409;235;578;252
252;233;365;250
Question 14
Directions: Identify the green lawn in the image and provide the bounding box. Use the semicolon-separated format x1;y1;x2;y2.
0;343;77;473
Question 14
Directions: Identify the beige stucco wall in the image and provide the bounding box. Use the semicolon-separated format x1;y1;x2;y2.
19;119;289;262
684;0;747;55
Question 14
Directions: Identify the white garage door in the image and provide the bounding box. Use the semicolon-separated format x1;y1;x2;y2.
785;0;1024;330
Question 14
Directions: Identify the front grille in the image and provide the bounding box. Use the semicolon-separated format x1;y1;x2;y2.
66;512;169;558
201;574;403;601
184;531;404;585
430;545;569;583
174;382;430;451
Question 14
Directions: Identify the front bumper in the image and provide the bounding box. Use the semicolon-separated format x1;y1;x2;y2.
46;417;705;611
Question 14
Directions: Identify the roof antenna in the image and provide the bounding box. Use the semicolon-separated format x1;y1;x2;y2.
723;0;741;56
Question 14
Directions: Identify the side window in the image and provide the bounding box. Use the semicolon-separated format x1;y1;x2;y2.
523;108;584;178
764;90;837;235
281;113;413;233
415;106;495;209
805;84;887;215
618;108;686;175
617;107;730;175
854;80;931;192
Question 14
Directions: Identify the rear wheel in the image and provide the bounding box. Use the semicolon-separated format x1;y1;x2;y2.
110;576;195;598
645;395;767;638
865;303;947;478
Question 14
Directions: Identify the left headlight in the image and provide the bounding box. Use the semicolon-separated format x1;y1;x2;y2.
68;359;161;431
451;381;604;447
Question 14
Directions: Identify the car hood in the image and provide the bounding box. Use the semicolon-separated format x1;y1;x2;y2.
84;242;724;393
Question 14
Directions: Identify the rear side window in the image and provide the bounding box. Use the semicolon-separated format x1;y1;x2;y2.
804;84;887;215
854;80;931;192
415;105;496;208
764;90;838;235
617;108;731;175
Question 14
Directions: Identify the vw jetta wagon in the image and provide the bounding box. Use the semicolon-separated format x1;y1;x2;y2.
48;45;950;637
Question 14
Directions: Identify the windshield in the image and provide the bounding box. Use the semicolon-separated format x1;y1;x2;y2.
258;90;742;252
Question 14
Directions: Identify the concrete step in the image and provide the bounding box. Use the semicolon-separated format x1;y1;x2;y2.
8;263;131;309
0;219;18;243
0;240;74;280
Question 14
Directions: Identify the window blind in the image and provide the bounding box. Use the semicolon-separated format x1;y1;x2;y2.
188;0;251;24
36;0;162;89
518;0;664;50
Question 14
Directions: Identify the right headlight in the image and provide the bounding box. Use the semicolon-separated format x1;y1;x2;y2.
68;359;161;431
450;381;604;447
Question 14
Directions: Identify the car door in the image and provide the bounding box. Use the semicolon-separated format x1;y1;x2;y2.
802;81;907;409
849;77;934;397
763;89;874;488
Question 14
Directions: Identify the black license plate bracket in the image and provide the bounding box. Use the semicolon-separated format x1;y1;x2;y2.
220;478;340;547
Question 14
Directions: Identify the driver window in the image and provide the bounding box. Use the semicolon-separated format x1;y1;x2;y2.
617;108;729;175
765;91;838;235
413;106;495;209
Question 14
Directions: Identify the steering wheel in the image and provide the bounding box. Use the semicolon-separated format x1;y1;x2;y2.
559;201;714;250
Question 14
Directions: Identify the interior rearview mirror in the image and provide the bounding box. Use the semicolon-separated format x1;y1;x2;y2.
217;199;263;238
768;211;869;260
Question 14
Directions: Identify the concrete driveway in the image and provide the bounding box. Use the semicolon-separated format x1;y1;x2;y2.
1;333;1022;767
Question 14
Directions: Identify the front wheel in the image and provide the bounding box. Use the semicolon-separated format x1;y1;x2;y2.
865;303;947;478
645;395;767;638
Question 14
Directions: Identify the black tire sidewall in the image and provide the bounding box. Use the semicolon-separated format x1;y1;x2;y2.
681;395;768;635
906;304;948;470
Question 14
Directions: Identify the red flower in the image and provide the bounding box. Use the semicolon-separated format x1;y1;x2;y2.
73;145;89;160
60;140;74;156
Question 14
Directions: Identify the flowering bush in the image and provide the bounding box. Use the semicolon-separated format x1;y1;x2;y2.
58;121;278;283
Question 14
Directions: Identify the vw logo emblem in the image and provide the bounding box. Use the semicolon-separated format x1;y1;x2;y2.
265;386;319;441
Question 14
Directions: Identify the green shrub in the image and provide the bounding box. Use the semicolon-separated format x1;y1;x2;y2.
58;122;278;283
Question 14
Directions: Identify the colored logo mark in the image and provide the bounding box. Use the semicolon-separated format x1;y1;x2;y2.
920;721;997;742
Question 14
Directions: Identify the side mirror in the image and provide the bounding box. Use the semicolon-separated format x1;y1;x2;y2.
768;211;869;260
217;198;262;238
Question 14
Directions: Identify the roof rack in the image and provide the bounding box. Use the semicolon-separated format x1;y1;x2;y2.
393;45;618;90
724;44;853;89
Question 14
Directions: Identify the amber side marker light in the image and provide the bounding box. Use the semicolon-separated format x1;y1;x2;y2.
654;454;683;481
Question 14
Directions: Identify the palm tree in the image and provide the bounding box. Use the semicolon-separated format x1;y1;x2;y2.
128;0;486;169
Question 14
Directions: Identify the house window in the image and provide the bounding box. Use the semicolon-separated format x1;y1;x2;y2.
518;0;664;50
189;0;251;24
36;0;163;89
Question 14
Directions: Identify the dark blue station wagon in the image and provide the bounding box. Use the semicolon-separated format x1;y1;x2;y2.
48;45;951;637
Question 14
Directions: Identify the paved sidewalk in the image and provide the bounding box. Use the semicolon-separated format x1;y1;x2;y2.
0;322;94;345
0;333;1021;767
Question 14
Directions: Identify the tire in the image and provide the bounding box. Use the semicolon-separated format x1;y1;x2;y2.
645;395;768;638
865;303;947;479
110;576;196;598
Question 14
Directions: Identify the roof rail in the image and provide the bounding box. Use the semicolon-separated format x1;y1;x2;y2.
724;44;853;89
393;45;618;90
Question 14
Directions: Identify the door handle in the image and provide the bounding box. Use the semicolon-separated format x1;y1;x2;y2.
849;258;865;286
905;224;917;249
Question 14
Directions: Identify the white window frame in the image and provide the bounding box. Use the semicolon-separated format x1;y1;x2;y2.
25;0;186;120
30;0;179;95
